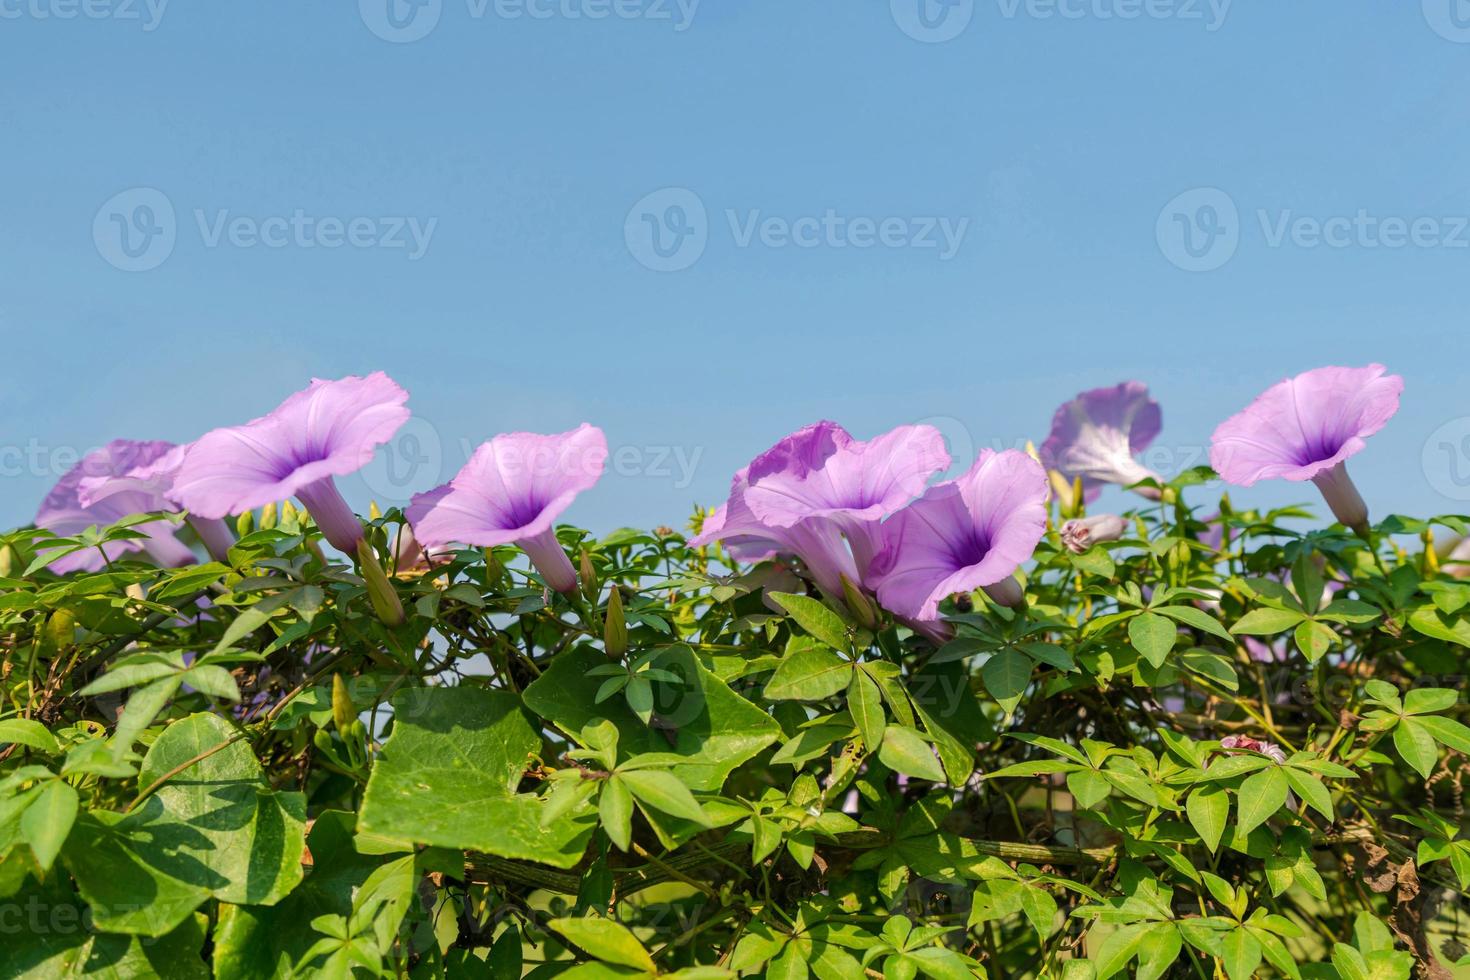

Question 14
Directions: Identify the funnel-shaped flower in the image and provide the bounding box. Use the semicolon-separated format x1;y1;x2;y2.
743;424;950;579
171;373;410;554
871;449;1048;633
1210;365;1402;535
77;442;234;562
406;425;607;594
36;440;195;573
1041;382;1163;501
689;422;862;598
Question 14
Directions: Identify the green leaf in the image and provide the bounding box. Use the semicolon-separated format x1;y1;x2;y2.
763;640;851;701
1417;714;1470;755
769;592;865;651
63;712;307;937
358;687;596;869
619;769;710;825
1067;769;1110;810
1128;612;1177;668
20;780;77;871
982;649;1032;715
599;776;634;852
1235;766;1288;836
1393;718;1438;779
1230;608;1306;636
1186;784;1229;852
0;719;60;754
1221;927;1263;980
877;726;945;782
1282;768;1334;821
849;668;885;750
549;916;656;973
1404;687;1458;715
1154;605;1232;641
1294;619;1336;662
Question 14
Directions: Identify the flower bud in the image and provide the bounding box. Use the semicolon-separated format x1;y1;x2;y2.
260;502;279;530
356;540;406;627
580;547;598;603
1060;514;1129;554
0;544;13;579
603;585;628;659
331;673;355;734
235;510;255;537
840;574;880;631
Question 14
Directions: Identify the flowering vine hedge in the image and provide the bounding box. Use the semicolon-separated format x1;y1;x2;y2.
3;365;1469;978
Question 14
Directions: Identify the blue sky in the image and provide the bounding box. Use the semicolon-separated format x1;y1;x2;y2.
3;1;1470;533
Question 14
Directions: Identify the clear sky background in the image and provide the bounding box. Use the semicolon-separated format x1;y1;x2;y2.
3;1;1470;534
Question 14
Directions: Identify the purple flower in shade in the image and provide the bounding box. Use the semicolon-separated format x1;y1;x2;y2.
171;373;411;554
77;442;235;562
1209;365;1403;536
1218;734;1287;764
689;422;863;599
1040;382;1164;502
1059;513;1129;554
870;449;1049;639
406;425;607;594
35;440;196;573
742;424;951;582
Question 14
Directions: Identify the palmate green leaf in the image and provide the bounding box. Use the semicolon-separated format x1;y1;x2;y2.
523;645;781;792
358;687;596;868
1230;607;1306;636
63;712;307;937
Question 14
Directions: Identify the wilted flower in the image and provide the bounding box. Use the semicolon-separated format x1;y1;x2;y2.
1059;513;1129;554
1210;365;1402;535
1041;382;1163;502
407;425;607;594
742;423;949;580
690;422;862;598
35;440;195;572
171;373;411;554
77;441;234;562
1218;734;1287;764
870;449;1048;637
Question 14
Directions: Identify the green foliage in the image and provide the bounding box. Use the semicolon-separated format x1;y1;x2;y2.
4;493;1470;977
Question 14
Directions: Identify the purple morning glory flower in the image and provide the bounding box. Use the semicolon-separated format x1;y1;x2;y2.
77;442;235;562
870;449;1049;634
1209;365;1403;535
406;425;607;594
171;373;411;554
690;422;863;599
1040;382;1163;502
742;423;950;581
35;440;195;573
